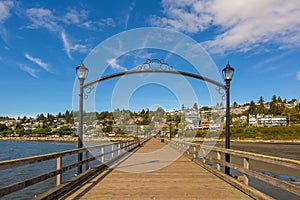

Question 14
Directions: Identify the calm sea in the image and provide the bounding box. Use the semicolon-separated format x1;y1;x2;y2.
0;140;77;200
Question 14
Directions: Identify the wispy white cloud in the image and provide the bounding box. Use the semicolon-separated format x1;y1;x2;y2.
25;7;98;58
62;8;88;25
124;3;135;29
0;0;14;43
26;6;116;31
71;44;90;53
0;0;13;23
61;31;72;59
26;8;58;31
62;7;116;29
297;71;300;80
19;64;39;78
24;53;51;72
107;58;128;72
81;17;116;30
100;18;116;27
61;31;90;59
151;0;300;53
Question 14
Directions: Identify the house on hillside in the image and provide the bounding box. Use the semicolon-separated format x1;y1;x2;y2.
257;115;287;127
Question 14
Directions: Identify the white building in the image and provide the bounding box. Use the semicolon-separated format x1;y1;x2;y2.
249;117;257;126
257;115;287;127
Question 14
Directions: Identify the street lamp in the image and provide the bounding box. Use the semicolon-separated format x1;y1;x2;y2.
168;121;173;140
222;63;234;175
76;63;88;174
135;117;139;138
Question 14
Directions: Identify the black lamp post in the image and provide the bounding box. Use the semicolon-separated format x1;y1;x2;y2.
135;117;139;138
222;63;234;175
76;63;88;174
168;121;173;140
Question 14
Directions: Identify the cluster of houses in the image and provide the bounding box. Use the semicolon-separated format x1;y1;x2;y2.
1;99;299;137
166;106;224;131
233;114;287;127
167;101;295;130
0;117;76;136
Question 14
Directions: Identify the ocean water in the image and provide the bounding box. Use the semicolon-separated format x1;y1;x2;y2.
0;140;121;200
0;140;77;200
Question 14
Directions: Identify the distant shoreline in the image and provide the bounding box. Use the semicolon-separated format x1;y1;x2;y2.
191;137;300;144
0;136;77;142
1;136;300;144
0;136;137;142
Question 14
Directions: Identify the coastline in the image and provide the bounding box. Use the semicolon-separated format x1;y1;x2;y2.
0;136;78;142
1;136;299;144
190;137;300;144
0;136;137;142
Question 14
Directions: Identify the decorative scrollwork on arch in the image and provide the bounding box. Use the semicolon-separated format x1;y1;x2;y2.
137;59;174;71
83;86;94;99
216;86;226;100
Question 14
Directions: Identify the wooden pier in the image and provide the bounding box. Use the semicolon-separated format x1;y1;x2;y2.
1;137;299;199
56;138;258;199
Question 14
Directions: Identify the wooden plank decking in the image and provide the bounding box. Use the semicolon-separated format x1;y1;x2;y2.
63;138;253;200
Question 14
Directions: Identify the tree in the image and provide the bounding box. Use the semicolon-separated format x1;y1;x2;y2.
166;114;172;122
193;102;198;110
258;96;264;104
102;126;112;133
181;104;185;110
233;102;238;108
53;126;74;136
257;96;265;114
33;127;51;135
201;106;210;111
0;124;8;132
151;107;165;123
22;116;27;123
248;101;256;115
271;95;277;103
269;102;277;115
173;115;181;124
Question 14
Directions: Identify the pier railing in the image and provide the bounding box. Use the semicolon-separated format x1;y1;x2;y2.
168;140;300;197
0;138;148;198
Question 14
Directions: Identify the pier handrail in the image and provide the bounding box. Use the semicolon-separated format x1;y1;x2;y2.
0;138;149;198
169;139;300;197
0;142;116;170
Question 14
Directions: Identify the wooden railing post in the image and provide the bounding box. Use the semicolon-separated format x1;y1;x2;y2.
101;146;104;163
217;151;221;171
56;156;62;186
193;146;197;158
202;149;206;164
118;143;121;155
86;151;89;170
243;157;249;185
111;144;114;158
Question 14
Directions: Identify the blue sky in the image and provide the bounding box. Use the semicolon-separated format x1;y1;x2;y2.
1;0;300;118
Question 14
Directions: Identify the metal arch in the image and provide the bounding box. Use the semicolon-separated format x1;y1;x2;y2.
83;69;226;89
